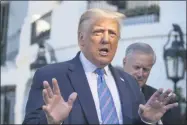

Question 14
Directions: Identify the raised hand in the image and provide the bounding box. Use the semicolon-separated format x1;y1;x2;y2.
139;88;178;123
42;78;77;124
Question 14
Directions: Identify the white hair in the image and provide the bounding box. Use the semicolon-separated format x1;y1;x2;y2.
125;42;156;64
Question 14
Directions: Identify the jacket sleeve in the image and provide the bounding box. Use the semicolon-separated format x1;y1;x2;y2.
22;68;70;124
22;69;48;124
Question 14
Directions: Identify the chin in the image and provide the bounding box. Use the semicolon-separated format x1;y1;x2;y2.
140;82;146;87
95;58;112;67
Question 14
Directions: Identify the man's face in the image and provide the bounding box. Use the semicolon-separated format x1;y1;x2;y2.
79;17;120;68
123;52;154;87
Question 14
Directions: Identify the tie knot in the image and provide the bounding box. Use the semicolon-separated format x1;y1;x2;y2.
95;68;105;76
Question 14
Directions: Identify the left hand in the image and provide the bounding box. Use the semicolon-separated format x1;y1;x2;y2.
139;88;178;123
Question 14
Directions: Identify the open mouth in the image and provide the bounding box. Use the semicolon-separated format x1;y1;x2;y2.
99;48;109;56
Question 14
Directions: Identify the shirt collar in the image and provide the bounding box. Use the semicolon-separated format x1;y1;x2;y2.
79;52;109;75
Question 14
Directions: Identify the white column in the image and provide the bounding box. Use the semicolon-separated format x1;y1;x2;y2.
14;66;30;124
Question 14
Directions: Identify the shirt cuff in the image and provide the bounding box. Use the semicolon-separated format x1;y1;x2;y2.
140;116;163;125
157;120;163;125
138;109;158;124
140;117;157;124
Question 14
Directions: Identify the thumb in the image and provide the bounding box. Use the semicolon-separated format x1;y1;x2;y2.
139;104;146;114
67;92;77;106
42;105;50;115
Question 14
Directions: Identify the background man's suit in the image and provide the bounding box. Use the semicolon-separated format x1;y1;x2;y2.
23;52;146;124
142;85;182;124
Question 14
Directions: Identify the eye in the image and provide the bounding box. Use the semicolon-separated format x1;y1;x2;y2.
143;68;150;72
133;65;140;70
109;30;117;37
93;30;104;36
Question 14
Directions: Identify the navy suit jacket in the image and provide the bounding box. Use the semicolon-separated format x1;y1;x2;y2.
142;85;182;124
23;52;146;124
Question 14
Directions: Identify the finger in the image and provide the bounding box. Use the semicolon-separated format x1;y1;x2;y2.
52;78;61;95
165;102;178;111
163;93;177;105
150;99;164;108
43;81;53;98
67;92;78;107
147;88;163;104
138;104;146;114
42;105;48;112
43;89;50;104
42;105;49;114
158;89;172;102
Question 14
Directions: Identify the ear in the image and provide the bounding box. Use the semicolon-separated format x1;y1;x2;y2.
78;31;85;47
123;57;126;65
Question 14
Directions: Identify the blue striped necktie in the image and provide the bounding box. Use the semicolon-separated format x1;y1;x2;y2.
95;68;119;124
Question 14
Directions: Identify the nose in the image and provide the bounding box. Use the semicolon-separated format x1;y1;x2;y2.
101;31;109;44
137;68;143;77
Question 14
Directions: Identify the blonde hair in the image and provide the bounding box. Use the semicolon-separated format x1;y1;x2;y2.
78;8;125;34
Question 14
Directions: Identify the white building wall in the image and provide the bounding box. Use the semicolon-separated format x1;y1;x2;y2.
114;1;186;96
1;1;28;124
14;1;186;124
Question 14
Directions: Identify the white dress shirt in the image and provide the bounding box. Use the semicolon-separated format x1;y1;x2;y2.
79;52;123;124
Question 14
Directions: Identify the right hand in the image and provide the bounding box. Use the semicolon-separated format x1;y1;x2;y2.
42;78;77;124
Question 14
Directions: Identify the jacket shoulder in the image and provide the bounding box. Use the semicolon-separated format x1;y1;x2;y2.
37;60;71;73
31;60;73;88
116;68;139;86
115;68;145;103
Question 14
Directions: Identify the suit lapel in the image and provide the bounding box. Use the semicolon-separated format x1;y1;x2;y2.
109;65;133;124
67;53;99;124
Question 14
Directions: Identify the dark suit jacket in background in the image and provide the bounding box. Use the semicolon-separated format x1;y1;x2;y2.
23;52;147;124
142;85;182;124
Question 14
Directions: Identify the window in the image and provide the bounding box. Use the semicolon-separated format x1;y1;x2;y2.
0;2;10;65
6;29;21;61
1;85;16;124
31;11;52;45
87;1;160;25
30;11;58;70
107;1;160;16
107;1;127;11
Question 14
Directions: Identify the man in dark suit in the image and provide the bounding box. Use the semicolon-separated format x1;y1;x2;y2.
23;8;178;124
123;42;182;124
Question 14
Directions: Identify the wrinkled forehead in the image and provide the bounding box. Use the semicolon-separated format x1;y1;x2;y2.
79;16;121;34
92;17;120;28
130;52;155;66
